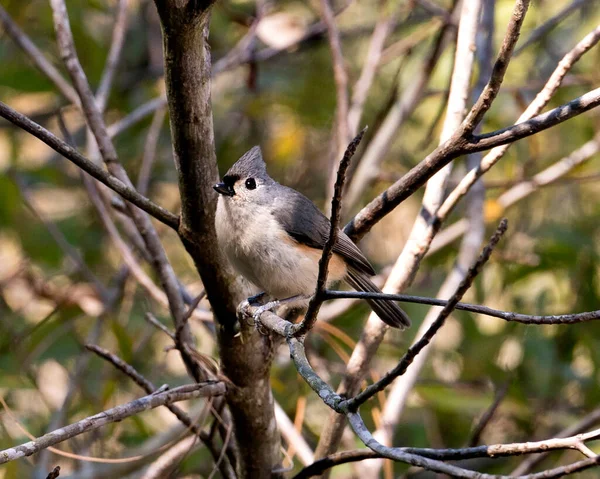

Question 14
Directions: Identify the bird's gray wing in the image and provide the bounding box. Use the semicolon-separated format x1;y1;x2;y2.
272;186;375;276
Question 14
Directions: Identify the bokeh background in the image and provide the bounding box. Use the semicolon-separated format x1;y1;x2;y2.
1;0;600;477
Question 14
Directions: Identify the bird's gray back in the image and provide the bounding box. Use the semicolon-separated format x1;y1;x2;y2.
270;184;375;276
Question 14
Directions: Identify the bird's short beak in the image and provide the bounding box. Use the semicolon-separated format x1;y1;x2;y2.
213;182;235;197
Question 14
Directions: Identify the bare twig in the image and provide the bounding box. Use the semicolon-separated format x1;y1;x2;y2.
315;0;483;460
145;312;176;339
83;179;177;310
141;436;199;479
427;25;600;259
347;3;405;135
137;106;166;196
344;8;457;212
345;0;531;241
95;0;128;113
469;380;510;447
362;10;494;471
512;407;600;475
344;85;600;243
291;128;366;337
322;291;600;325
51;0;205;383
320;0;350;157
514;0;590;56
293;450;380;478
107;96;168;138
0;383;225;465
275;401;314;467
11;173;108;300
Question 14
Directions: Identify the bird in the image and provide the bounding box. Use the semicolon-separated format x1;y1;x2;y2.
213;146;411;329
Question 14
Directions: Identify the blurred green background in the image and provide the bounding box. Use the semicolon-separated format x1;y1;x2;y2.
1;0;600;477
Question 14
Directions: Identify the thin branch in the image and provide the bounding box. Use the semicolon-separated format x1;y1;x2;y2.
275;402;314;467
511;407;600;476
141;436;199;479
343;219;508;411
344;0;532;241
320;0;350;153
496;132;600;207
291;128;366;337
514;0;589;56
467;87;600;150
314;0;480;460
11;172;109;300
347;3;405;135
344;10;456;212
83;178;179;311
50;0;203;383
468;380;510;447
145;312;176;339
0;383;226;465
428;24;600;254
137;106;166;196
95;0;129;113
0;102;179;230
461;0;530;134
322;291;600;325
347;412;600;479
107;96;168;138
293;449;380;478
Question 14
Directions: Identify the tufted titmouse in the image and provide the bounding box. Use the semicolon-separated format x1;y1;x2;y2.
214;147;411;329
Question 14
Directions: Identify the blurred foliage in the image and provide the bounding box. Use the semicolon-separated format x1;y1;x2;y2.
1;0;600;478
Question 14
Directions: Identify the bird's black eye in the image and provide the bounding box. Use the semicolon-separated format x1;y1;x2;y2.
245;178;256;190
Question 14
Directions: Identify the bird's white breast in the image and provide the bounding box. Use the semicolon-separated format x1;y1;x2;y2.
215;196;345;299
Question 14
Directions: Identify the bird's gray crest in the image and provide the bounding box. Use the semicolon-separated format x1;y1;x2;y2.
226;146;269;180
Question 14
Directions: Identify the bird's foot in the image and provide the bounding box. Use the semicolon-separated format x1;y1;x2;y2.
239;292;268;312
248;291;268;305
252;300;281;323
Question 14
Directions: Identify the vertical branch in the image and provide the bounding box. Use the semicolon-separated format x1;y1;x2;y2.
347;3;404;135
95;0;129;113
320;0;350;211
154;1;282;476
292;129;366;337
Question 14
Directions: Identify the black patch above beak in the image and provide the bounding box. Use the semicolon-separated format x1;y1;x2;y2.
214;182;235;197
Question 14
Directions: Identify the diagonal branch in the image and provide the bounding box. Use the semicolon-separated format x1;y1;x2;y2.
0;101;179;229
0;383;226;465
0;4;79;105
343;219;508;411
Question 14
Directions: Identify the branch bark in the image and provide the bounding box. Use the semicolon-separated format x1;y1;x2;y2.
153;2;282;476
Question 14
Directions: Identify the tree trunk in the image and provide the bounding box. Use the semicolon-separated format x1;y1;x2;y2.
153;1;282;476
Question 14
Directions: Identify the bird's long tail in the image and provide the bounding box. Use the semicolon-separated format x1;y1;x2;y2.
345;269;411;329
